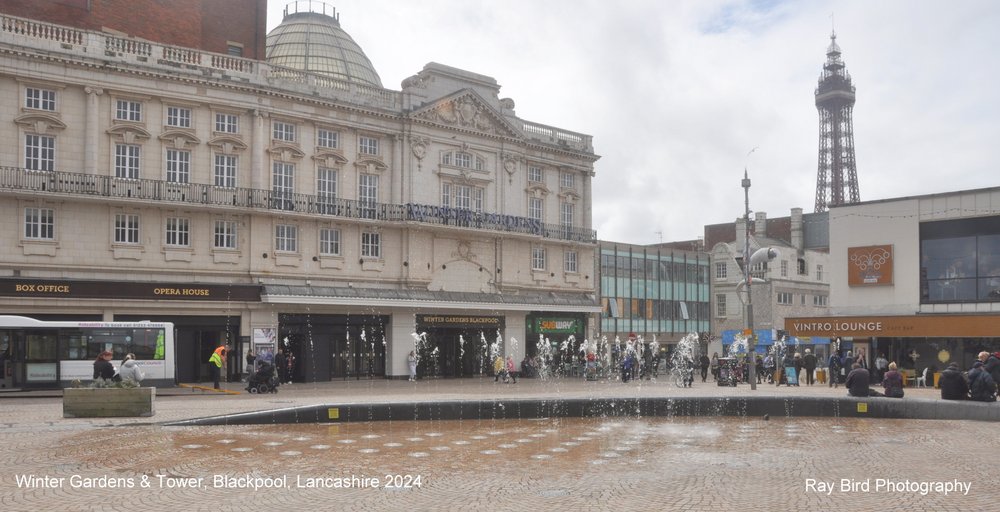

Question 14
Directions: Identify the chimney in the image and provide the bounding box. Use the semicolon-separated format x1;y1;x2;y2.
791;207;804;252
754;211;767;236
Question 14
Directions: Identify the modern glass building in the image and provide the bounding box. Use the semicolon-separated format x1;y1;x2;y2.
598;242;710;349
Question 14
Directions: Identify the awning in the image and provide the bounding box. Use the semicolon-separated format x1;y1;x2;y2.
261;284;601;313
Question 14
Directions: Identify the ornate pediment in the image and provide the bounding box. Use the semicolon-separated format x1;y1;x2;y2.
525;183;550;197
412;90;521;138
106;124;151;143
354;157;388;173
14;113;66;134
207;135;248;153
266;143;305;161
558;189;581;202
312;150;348;167
158;129;201;149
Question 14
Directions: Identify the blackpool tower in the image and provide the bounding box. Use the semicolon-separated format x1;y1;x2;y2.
814;32;860;213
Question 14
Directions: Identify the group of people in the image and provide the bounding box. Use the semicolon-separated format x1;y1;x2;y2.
493;355;518;383
91;350;145;385
843;350;999;401
939;351;1000;402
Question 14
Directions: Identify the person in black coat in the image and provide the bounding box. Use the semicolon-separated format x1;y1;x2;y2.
274;350;287;383
939;362;969;400
845;363;872;397
92;350;116;380
968;361;997;402
802;349;817;386
979;351;1000;395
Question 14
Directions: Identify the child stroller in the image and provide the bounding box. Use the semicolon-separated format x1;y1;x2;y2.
246;362;280;394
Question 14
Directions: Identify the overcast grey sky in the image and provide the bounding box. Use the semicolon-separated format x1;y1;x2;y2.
267;0;1000;245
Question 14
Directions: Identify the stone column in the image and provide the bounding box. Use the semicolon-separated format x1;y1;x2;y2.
84;87;103;174
251;109;267;190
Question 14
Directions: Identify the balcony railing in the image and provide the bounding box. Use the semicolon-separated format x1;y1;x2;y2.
0;166;596;243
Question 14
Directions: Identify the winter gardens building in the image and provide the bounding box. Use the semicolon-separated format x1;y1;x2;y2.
0;2;599;386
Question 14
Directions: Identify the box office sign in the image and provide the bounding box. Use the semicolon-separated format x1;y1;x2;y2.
847;244;894;286
416;315;504;329
534;318;581;334
0;279;261;301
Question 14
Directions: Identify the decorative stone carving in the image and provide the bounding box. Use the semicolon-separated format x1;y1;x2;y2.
415;92;519;137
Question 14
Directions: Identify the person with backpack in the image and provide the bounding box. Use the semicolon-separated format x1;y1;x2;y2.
968;361;997;402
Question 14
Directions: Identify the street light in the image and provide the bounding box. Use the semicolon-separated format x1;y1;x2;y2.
741;168;778;391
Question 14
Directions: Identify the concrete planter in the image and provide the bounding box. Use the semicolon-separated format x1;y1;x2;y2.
63;387;156;418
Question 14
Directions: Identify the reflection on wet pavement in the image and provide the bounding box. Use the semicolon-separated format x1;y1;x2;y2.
2;417;998;510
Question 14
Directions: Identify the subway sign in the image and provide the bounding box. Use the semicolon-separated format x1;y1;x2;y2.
535;318;581;334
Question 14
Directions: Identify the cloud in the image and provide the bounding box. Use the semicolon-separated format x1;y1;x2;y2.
268;0;1000;244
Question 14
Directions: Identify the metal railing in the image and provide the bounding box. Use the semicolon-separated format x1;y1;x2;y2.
0;166;596;243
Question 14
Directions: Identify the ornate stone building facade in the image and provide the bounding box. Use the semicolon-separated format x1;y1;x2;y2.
0;6;598;386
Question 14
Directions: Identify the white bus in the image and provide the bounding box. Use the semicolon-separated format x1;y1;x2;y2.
0;315;175;389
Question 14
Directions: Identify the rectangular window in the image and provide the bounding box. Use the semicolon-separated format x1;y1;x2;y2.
813;295;829;306
25;87;56;111
528;197;543;221
25;134;55;171
114;144;141;179
273;121;296;142
114;213;140;244
165;217;190;247
715;262;727;279
777;292;793;305
780;260;788;277
359;173;378;219
272;162;295;208
317;128;339;149
531;247;546;271
115;99;142;122
165;149;191;183
320;228;341;256
560;171;575;189
454;152;472;168
317;167;338;213
528;166;543;183
797;258;807;275
166;106;191;128
564;250;578;273
214;220;237;249
275;224;297;252
359;135;379;156
214;154;238;188
716;294;726;317
560;202;574;227
816;264;824;281
215;113;238;133
361;231;381;258
24;207;54;240
226;44;243;57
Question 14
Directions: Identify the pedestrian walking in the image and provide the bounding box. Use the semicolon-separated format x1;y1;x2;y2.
506;355;518;384
828;352;842;388
802;349;817;386
407;350;418;381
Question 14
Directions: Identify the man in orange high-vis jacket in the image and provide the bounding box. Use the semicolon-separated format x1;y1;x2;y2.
208;343;229;389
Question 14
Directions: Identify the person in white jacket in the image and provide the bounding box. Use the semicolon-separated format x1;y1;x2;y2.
118;353;145;385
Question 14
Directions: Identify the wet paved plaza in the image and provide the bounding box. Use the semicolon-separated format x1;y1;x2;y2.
1;378;997;510
2;414;997;511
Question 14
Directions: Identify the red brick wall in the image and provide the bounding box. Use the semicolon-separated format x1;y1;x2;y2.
0;0;266;59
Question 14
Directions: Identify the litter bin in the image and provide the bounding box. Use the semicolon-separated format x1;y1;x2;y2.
717;357;737;387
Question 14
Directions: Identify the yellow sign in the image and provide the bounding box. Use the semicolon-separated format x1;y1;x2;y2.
856;403;868;413
742;329;753;336
327;407;340;420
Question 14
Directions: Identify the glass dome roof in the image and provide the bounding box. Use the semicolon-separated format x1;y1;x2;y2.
266;3;383;88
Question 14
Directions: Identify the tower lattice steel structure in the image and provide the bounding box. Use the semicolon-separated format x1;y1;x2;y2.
814;31;859;213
